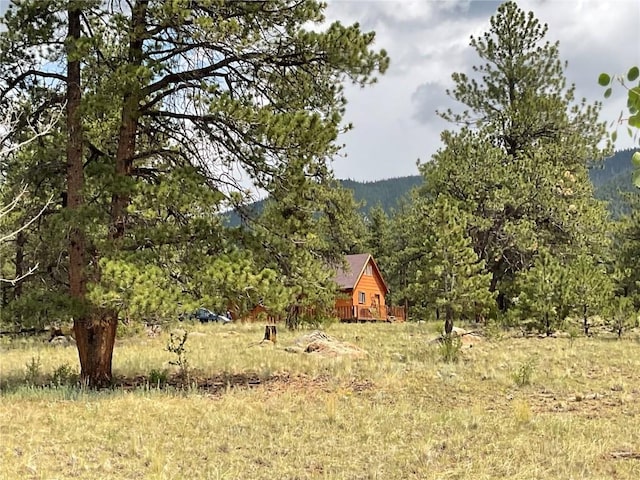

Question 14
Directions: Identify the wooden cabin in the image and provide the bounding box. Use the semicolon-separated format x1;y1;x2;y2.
334;253;405;322
242;253;405;323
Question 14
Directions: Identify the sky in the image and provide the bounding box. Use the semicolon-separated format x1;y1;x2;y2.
325;0;640;181
0;0;637;184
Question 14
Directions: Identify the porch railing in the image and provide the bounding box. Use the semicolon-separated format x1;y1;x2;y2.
244;304;406;323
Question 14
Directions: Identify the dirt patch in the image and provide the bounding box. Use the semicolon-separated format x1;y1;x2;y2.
113;371;374;398
287;330;368;358
512;387;640;419
607;451;640;460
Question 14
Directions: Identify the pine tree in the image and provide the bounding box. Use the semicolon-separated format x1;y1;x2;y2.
565;254;613;336
609;195;640;314
364;204;392;278
0;1;388;385
419;1;611;307
607;295;636;338
385;196;422;314
0;99;61;321
406;196;494;333
254;158;365;329
513;249;571;335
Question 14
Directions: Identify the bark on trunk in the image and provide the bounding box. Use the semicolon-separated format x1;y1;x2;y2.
66;7;84;302
73;1;148;387
444;305;454;336
545;313;551;336
110;0;147;239
74;312;118;388
14;231;25;298
66;6;101;386
263;325;277;343
286;305;301;330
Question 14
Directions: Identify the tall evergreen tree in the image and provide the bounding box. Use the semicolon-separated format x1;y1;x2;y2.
406;196;494;332
566;253;613;336
513;249;571;335
0;1;388;385
364;204;391;273
419;1;610;305
385;196;420;313
254;158;365;328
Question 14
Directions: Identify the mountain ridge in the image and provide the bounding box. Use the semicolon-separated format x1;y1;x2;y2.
226;150;638;225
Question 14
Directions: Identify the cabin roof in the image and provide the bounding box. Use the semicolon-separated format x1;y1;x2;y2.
335;253;389;294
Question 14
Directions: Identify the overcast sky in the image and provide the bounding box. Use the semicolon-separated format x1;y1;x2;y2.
326;0;640;181
1;1;637;183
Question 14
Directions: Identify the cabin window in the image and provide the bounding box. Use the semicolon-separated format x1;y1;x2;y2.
364;264;373;276
358;291;366;304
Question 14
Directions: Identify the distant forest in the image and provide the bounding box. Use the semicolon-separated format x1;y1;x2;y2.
590;149;637;217
228;149;638;225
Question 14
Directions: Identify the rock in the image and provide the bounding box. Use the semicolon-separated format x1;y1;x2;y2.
145;324;162;337
460;334;483;346
448;326;467;337
49;335;75;347
284;346;305;354
290;330;368;358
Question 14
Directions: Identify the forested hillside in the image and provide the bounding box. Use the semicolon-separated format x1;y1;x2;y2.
340;176;423;214
354;149;637;218
590;149;636;216
226;175;422;225
228;151;636;225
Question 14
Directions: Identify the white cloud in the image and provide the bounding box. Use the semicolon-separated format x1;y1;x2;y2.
329;0;640;181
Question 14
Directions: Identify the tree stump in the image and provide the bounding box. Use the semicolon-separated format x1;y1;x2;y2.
263;325;277;343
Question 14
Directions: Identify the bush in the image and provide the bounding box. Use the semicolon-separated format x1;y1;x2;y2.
148;368;169;387
512;358;536;387
439;334;462;363
24;355;43;385
50;363;79;387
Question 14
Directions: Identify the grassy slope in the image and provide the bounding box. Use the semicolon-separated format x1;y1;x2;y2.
1;323;640;479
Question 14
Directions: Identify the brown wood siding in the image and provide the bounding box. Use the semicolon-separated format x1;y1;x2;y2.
351;260;387;308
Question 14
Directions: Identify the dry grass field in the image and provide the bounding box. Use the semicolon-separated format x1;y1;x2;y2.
1;321;640;479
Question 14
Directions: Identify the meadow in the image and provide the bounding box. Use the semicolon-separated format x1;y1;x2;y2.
1;321;640;479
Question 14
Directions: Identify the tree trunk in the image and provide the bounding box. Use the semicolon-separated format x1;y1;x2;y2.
66;6;97;386
1;284;8;307
74;312;118;388
582;304;589;336
66;6;84;304
263;325;277;343
444;305;453;335
74;1;148;387
13;231;25;298
545;312;551;336
110;0;146;240
286;304;300;330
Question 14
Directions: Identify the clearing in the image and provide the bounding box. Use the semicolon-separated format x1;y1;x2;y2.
1;322;639;479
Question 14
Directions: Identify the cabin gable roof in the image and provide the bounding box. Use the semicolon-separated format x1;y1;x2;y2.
335;253;389;294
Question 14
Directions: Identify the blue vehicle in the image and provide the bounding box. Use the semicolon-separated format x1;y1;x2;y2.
192;308;232;324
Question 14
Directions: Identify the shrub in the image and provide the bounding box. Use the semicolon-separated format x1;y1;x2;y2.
439;334;462;363
166;330;190;381
24;355;43;385
50;363;79;387
148;368;169;388
512;358;536;387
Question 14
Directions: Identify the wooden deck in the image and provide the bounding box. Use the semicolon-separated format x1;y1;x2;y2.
334;305;406;323
242;305;406;323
